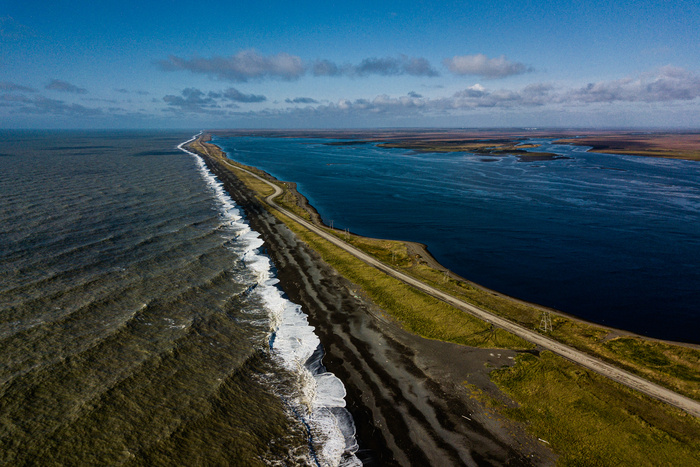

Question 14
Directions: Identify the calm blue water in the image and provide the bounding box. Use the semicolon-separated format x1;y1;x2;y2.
214;135;700;344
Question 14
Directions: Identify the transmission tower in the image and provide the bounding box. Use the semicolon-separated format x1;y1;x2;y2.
539;311;553;332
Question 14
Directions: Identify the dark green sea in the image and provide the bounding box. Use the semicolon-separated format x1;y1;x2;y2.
0;131;359;466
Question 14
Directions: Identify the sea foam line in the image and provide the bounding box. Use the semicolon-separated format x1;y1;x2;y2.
178;136;361;467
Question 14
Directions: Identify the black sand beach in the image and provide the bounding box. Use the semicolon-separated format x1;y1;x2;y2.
194;142;555;465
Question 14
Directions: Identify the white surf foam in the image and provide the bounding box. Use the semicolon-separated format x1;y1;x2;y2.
178;136;361;467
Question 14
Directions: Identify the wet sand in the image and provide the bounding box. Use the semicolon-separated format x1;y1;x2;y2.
194;146;555;465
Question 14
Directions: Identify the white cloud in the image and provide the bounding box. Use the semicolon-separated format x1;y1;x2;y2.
162;87;268;114
312;56;439;77
158;50;305;82
162;88;224;114
227;67;700;124
218;88;267;103
352;56;439;77
568;66;700;103
7;64;698;127
160;50;439;81
285;97;319;104
443;54;532;79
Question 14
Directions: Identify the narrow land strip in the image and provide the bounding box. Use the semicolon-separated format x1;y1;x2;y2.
183;135;548;465
208;147;700;419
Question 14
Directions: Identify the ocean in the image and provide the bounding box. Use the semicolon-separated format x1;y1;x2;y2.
0;131;359;466
213;135;700;344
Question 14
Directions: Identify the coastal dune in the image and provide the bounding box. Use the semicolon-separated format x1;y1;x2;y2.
195;144;554;465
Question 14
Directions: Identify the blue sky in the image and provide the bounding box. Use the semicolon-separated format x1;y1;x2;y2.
2;0;699;128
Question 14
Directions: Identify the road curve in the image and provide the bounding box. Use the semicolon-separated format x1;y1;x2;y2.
211;151;700;419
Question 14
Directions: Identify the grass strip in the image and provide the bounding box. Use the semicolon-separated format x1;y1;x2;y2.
491;351;700;466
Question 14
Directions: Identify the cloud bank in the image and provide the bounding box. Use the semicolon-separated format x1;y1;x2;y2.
224;67;700;124
568;66;700;103
160;50;440;81
163;88;222;114
286;97;319;104
0;81;36;92
215;88;267;103
1;94;101;116
3;67;697;126
159;49;539;82
162;87;267;113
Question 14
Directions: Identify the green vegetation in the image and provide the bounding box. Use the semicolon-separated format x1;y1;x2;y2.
491;351;700;466
378;140;503;153
603;338;700;398
376;139;559;160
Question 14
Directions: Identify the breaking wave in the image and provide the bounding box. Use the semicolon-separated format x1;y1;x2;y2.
178;137;361;466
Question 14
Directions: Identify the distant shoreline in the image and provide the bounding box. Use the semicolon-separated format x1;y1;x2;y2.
209;128;700;161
